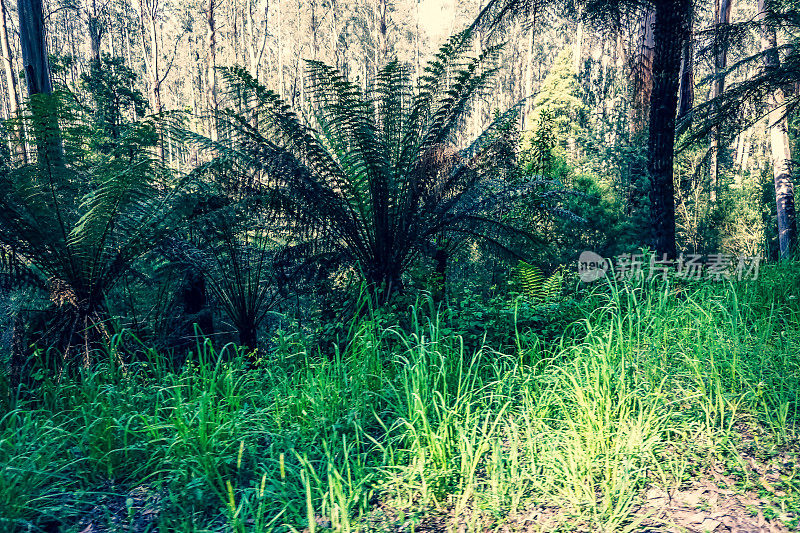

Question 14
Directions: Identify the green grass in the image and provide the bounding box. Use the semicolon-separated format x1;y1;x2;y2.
1;263;800;532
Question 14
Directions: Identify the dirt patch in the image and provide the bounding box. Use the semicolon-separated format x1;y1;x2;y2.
363;430;799;532
76;484;163;533
635;482;789;532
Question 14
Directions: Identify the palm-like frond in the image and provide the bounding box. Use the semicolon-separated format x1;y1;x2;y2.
0;95;185;364
208;33;575;300
161;186;284;349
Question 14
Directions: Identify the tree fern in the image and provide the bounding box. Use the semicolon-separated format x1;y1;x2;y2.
201;31;576;302
0;92;186;368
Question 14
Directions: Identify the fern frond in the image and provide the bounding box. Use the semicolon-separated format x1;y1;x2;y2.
515;261;562;302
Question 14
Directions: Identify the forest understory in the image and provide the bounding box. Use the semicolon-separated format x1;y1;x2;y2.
2;0;800;530
3;267;800;532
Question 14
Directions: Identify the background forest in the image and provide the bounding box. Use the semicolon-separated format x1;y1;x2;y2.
1;0;800;531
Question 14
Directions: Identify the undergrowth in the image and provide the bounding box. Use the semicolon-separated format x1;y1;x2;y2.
1;263;800;532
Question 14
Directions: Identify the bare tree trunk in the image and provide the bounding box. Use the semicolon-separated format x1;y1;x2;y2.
627;7;656;213
709;0;732;203
18;0;52;96
377;0;388;69
108;17;115;58
573;14;583;75
292;0;301;109
310;0;318;60
277;0;284;98
330;0;339;70
1;0;25;161
676;16;693;120
207;0;217;141
85;0;102;68
138;0;167;160
523;13;536;126
471;2;484;139
631;7;655;137
647;0;690;259
247;0;269;81
735;127;750;170
758;0;797;258
18;0;63;165
414;0;420;79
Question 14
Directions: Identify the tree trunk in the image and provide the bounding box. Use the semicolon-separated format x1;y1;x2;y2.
414;0;420;79
676;17;693;120
86;0;102;68
277;0;284;98
330;0;339;70
310;0;318;60
18;0;53;96
238;321;258;354
647;0;689;259
183;268;214;340
433;247;448;304
247;0;269;81
524;13;536;126
631;7;655;137
207;0;217;141
138;0;165;159
758;0;797;258
709;0;732;203
18;0;64;166
573;16;583;75
377;0;388;70
1;0;25;161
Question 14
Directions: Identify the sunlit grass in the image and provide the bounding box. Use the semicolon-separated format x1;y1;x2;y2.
1;263;799;531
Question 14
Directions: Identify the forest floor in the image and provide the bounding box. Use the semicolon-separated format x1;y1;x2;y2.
3;265;800;532
367;418;800;532
71;417;800;532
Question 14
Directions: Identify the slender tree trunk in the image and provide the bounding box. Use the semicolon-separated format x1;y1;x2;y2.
18;0;64;166
138;0;164;159
247;0;269;81
709;0;732;203
735;126;751;171
414;0;420;79
377;0;388;71
471;2;484;138
207;0;217;141
86;0;102;69
631;7;655;137
277;0;284;98
647;0;689;259
573;14;583;75
293;0;302;109
758;0;797;258
330;0;339;70
108;18;115;58
433;247;448;304
18;0;53;96
1;0;25;161
310;0;318;60
677;17;693;120
524;13;536;126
